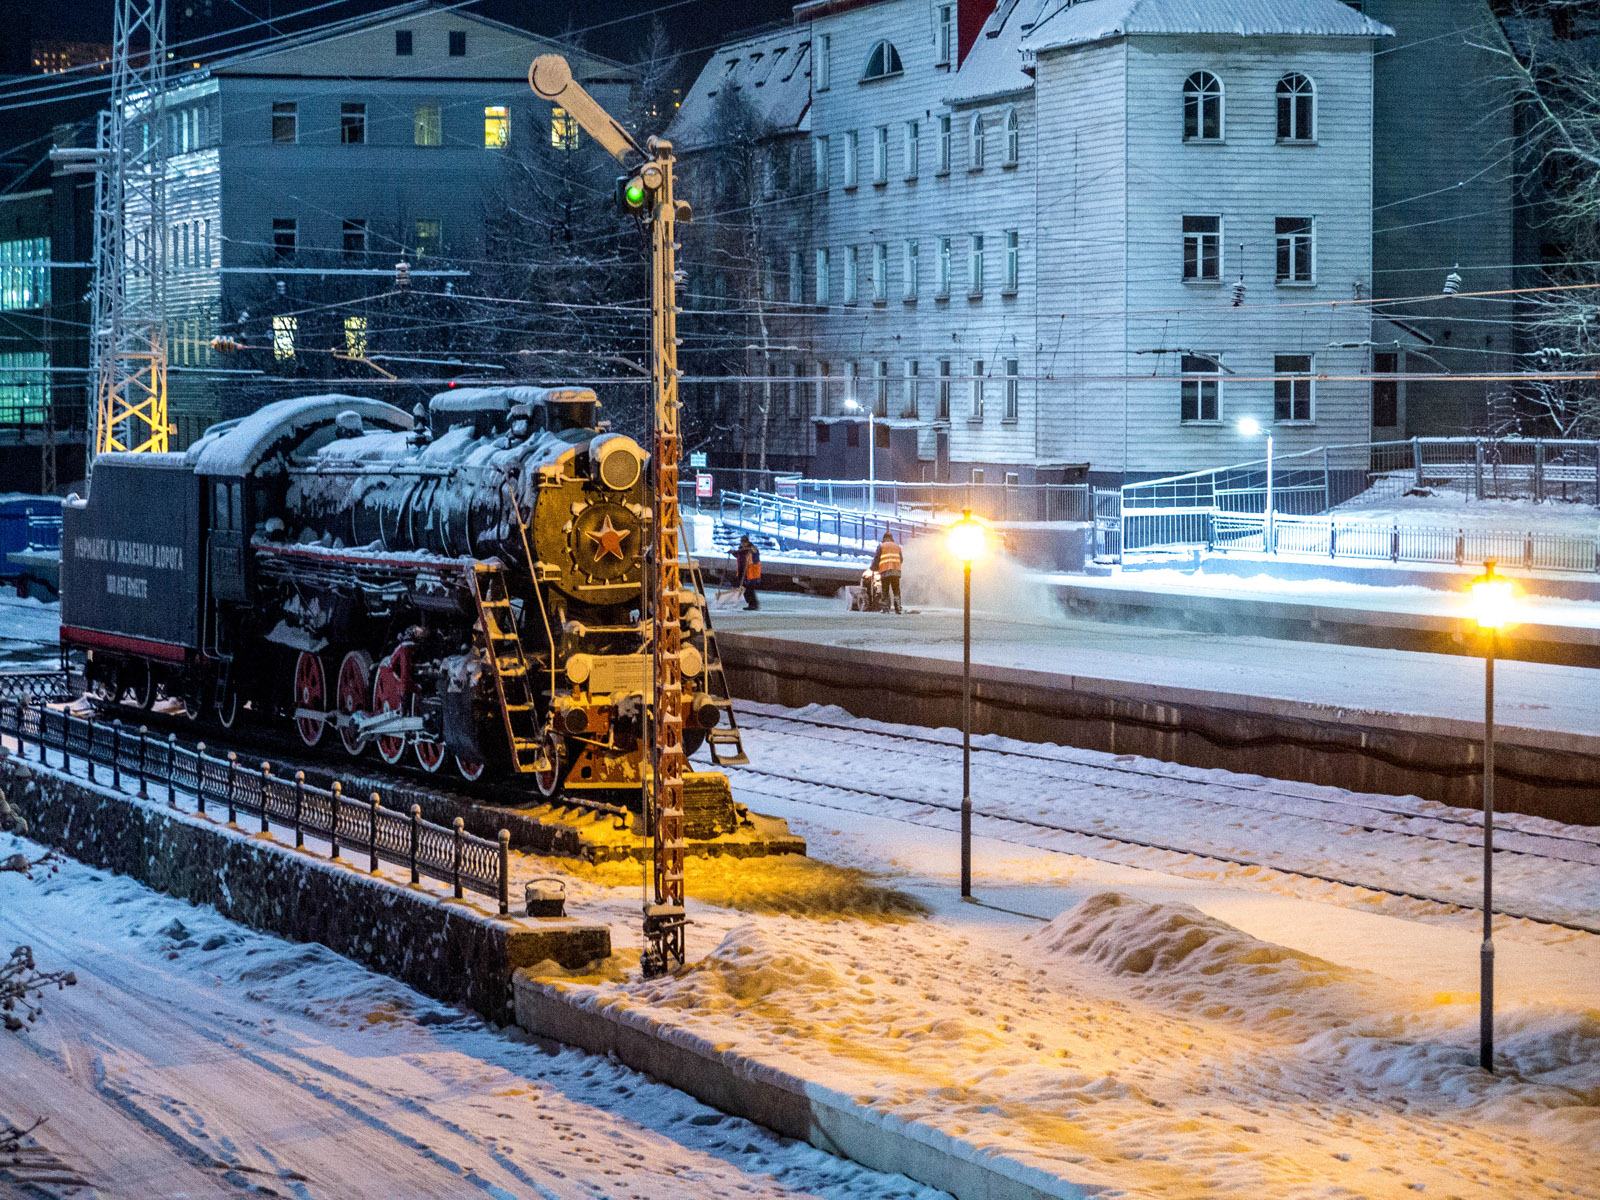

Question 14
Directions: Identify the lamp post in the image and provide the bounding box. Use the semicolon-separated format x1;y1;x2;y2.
1238;417;1274;552
947;509;986;898
1469;559;1514;1073
843;397;876;512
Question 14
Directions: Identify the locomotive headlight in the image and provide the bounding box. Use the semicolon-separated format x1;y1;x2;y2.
566;653;592;683
590;434;644;492
678;643;704;677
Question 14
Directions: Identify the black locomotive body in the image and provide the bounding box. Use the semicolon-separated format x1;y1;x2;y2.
60;386;723;800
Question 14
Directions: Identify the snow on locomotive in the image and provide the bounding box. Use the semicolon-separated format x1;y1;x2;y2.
59;386;726;800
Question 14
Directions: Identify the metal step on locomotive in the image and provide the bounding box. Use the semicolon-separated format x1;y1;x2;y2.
58;384;746;804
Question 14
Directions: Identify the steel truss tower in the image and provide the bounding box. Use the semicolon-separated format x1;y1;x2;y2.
92;0;170;458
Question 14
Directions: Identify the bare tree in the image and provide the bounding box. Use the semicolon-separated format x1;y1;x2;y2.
2;946;76;1032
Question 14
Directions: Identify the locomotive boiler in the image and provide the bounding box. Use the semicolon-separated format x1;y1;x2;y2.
60;386;728;800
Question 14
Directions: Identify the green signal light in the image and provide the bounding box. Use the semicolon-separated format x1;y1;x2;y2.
625;180;646;207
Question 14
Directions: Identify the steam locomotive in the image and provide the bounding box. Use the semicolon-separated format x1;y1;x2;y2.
59;386;725;800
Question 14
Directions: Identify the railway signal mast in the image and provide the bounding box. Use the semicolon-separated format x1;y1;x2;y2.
528;55;693;976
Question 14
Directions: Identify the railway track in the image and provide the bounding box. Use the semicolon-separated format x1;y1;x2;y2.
730;708;1600;935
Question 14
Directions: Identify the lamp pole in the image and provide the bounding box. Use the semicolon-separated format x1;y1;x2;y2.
1265;432;1275;554
868;407;877;513
962;533;972;898
1481;600;1496;1073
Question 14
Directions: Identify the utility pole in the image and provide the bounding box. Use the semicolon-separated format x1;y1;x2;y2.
54;0;170;463
528;55;694;977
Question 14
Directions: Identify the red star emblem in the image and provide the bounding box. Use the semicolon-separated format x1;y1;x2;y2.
586;516;629;561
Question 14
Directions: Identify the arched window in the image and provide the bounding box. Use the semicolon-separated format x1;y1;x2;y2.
1183;71;1223;141
1003;106;1019;165
970;112;985;169
862;40;904;81
1276;73;1315;142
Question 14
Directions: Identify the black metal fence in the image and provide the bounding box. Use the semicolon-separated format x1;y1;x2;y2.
0;671;70;702
0;697;512;914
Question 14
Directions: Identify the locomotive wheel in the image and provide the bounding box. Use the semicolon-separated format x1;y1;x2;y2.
455;754;485;782
533;727;565;799
215;682;240;729
337;650;374;757
120;661;154;711
414;718;447;773
293;652;328;748
371;648;411;766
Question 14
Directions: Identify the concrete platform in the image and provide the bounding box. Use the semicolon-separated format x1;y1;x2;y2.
713;596;1600;824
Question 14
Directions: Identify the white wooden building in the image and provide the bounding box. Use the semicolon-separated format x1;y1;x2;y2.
673;0;1393;485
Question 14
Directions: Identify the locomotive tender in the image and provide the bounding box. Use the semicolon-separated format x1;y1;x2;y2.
60;386;725;800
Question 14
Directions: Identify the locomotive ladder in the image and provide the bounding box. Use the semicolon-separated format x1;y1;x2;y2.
467;562;550;774
681;552;748;766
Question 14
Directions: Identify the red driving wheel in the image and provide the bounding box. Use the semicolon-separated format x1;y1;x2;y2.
337;649;374;756
293;652;327;747
371;645;412;766
455;754;485;782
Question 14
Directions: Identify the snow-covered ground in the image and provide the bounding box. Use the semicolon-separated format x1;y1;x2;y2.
1333;489;1600;536
0;594;60;669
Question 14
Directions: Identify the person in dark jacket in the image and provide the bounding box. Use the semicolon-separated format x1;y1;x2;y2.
733;535;762;610
871;532;903;613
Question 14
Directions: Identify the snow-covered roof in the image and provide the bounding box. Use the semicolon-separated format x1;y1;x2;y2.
948;0;1393;105
187;395;411;476
669;26;812;152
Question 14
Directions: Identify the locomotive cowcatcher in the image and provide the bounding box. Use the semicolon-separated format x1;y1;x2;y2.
58;386;729;801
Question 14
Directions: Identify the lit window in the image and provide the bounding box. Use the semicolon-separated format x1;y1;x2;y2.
344;316;368;358
1275;216;1314;283
414;104;441;146
485;105;509;148
1275;354;1314;422
862;40;903;81
0;237;50;311
1182;215;1221;281
272;316;297;361
0;351;50;425
415;218;441;259
271;101;297;144
1180;354;1221;422
1183;71;1223;141
551;107;577;150
1276;73;1316;142
340;103;366;145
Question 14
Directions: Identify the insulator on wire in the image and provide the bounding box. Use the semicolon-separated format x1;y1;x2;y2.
1231;279;1247;307
1443;265;1462;295
209;335;242;354
395;260;411;290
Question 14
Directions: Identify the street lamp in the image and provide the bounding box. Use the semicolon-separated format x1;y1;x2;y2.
1469;559;1514;1073
843;397;876;512
947;509;986;898
1238;417;1274;552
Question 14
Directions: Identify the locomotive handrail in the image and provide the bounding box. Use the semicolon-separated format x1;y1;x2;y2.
0;695;513;914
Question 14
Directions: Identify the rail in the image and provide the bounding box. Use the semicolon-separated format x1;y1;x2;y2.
0;697;512;913
717;490;940;557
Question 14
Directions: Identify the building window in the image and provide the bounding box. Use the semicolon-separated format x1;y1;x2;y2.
1276;217;1314;283
272;315;297;361
937;236;952;297
1004;358;1019;421
342;218;367;257
1275;354;1314;422
863;40;903;80
873;125;889;184
344;316;368;357
1373;350;1399;427
904;239;919;299
875;360;890;415
969;112;985;169
271;101;297;143
818;33;831;90
818;359;831;409
845;246;859;303
936;4;955;66
484;105;509;148
937;114;951;173
904;119;920;179
340;103;366;145
760;254;775;301
814;135;831;189
1003;106;1019;166
872;242;888;303
1182;215;1221;281
1277;73;1316;142
848;361;861;410
968;234;984;296
816;248;831;304
202;218;212;267
395;29;413;55
272;217;296;259
846;421;860;447
1004;230;1019;293
1180;354;1221;422
415;218;441;258
938;359;952;418
414;103;441;146
1183;71;1224;141
789;249;803;303
0;351;49;426
0;238;49;310
969;359;984;419
843;130;859;187
817;420;831;444
903;359;920;417
551;107;578;150
789;363;802;416
448;29;466;56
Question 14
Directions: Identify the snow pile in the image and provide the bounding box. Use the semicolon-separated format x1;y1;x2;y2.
1333;490;1600;536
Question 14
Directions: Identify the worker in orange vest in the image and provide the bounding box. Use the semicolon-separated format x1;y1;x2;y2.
734;535;762;610
871;532;903;613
